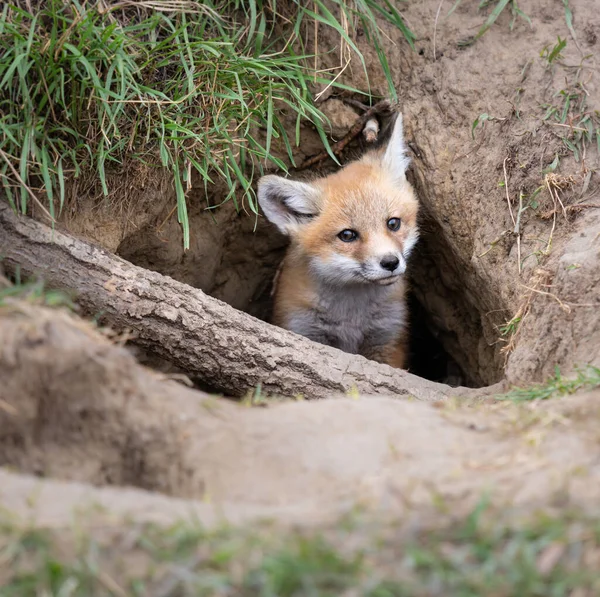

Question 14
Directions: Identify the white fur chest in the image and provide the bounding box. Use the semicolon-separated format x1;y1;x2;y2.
285;282;407;354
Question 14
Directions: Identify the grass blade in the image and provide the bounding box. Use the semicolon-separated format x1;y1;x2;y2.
475;0;511;40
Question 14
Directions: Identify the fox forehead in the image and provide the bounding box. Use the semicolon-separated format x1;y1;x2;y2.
311;161;418;231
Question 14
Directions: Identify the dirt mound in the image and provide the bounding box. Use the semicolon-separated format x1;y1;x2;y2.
1;304;600;532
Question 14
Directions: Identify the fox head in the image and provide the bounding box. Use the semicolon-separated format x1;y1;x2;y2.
257;112;419;286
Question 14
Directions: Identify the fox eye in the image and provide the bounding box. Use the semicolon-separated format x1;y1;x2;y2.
338;229;359;242
387;217;401;232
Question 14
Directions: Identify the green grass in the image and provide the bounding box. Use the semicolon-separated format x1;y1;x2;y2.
454;0;531;46
497;365;600;402
474;0;531;40
0;266;74;308
540;36;567;66
542;78;600;163
1;503;600;596
498;315;521;337
0;0;414;249
401;507;600;596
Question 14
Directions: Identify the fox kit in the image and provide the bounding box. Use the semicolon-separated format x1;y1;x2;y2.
257;112;418;369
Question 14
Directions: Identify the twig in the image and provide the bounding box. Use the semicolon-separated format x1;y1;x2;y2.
547;122;588;133
543;175;560;254
502;157;524;274
513;190;535;274
155;204;177;235
555;189;568;220
0;399;18;416
298;100;395;170
342;98;371;112
541;171;580;255
500;269;552;358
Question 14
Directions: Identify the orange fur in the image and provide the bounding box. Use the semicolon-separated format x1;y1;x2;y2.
259;113;418;370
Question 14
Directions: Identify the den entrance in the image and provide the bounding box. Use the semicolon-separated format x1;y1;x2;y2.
118;169;501;391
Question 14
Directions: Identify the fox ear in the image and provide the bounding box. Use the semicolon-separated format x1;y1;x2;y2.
257;175;321;234
382;112;410;182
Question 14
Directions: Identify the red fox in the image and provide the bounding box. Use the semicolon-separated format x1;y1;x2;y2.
257;112;418;369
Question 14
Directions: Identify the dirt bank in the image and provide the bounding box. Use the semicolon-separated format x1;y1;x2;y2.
1;303;599;529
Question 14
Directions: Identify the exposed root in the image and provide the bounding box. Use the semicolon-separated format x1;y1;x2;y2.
540;202;600;220
519;284;572;314
540;172;579;255
503;157;516;228
499;269;553;360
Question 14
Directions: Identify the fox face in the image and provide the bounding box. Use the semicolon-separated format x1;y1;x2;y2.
258;112;418;287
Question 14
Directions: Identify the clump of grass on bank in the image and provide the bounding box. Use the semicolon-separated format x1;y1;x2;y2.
1;504;600;595
0;0;414;248
497;365;600;402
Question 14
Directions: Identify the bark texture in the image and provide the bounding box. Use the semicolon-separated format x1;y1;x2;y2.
0;203;488;400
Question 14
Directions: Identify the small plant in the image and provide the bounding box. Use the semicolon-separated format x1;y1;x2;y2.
478;0;531;36
498;315;521;337
456;0;532;46
242;383;274;407
540;36;567;66
542;78;600;162
562;0;577;43
542;154;560;174
471;113;499;138
241;383;298;406
526;186;543;209
497;365;600;402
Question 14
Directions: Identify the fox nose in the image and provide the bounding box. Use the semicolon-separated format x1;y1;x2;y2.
380;254;400;272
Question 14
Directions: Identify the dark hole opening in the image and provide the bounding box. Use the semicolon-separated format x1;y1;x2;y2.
406;291;466;386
